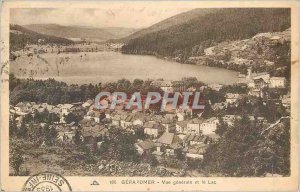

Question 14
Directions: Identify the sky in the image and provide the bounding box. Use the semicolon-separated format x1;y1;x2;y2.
10;6;194;29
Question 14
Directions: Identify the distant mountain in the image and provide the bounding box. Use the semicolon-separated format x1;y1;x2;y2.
102;27;140;40
23;24;139;42
114;8;219;42
10;24;73;52
121;8;291;63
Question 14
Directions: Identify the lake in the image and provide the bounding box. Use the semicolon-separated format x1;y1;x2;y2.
11;51;239;85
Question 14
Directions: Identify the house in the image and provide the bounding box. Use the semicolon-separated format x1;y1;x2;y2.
150;80;173;93
269;77;286;88
110;113;121;126
176;105;193;118
252;72;270;83
79;118;93;127
135;139;156;155
161;117;174;132
241;67;285;89
81;124;108;143
208;84;223;91
15;102;29;113
150;115;164;123
155;132;183;156
60;104;80;123
248;88;263;98
46;104;54;111
222;115;240;126
50;107;61;114
281;95;291;108
165;113;177;120
248;115;267;123
167;123;177;133
200;117;219;135
207;133;221;143
120;115;127;128
225;93;240;104
133;116;145;126
37;106;46;113
183;144;208;159
253;78;268;89
84;110;95;120
94;111;106;123
176;112;185;121
70;102;86;116
171;81;186;92
57;131;76;143
187;118;203;134
104;110;112;119
124;114;135;128
82;99;94;108
61;104;74;116
176;121;188;133
183;133;208;147
212;102;226;111
143;122;165;138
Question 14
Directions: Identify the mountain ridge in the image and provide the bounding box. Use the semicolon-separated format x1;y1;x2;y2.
23;24;139;42
111;8;219;43
121;8;291;61
10;24;73;52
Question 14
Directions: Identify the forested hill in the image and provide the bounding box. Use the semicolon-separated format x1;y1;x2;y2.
23;24;139;42
10;25;73;52
121;8;291;61
115;8;219;43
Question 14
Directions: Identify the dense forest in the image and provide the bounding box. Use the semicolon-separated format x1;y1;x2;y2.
202;115;290;176
10;25;73;52
121;9;291;62
114;8;219;43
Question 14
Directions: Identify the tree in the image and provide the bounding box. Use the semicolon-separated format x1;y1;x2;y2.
23;114;33;123
186;157;203;170
98;127;140;163
11;150;24;175
203;115;262;176
47;113;60;124
202;88;225;104
132;79;144;90
74;130;81;145
253;118;290;176
64;113;79;124
215;117;228;136
9;117;17;137
43;124;57;146
142;152;158;167
17;121;28;138
182;77;201;89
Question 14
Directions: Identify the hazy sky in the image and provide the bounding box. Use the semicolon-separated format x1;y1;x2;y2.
10;7;193;28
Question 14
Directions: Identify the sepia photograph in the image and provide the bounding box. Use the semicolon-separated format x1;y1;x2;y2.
1;1;299;191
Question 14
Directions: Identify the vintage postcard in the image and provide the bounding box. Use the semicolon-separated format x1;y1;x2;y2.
0;1;299;191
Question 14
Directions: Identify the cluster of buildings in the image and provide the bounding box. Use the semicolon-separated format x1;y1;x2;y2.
239;67;287;97
10;71;290;164
150;80;186;93
12;42;105;58
9;100;91;125
84;108;223;159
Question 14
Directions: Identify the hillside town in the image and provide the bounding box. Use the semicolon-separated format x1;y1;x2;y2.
9;74;290;176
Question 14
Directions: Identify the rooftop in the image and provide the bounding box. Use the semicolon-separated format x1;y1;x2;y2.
136;140;156;150
156;132;182;146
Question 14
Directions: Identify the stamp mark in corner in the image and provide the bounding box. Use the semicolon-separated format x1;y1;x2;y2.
22;172;72;191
